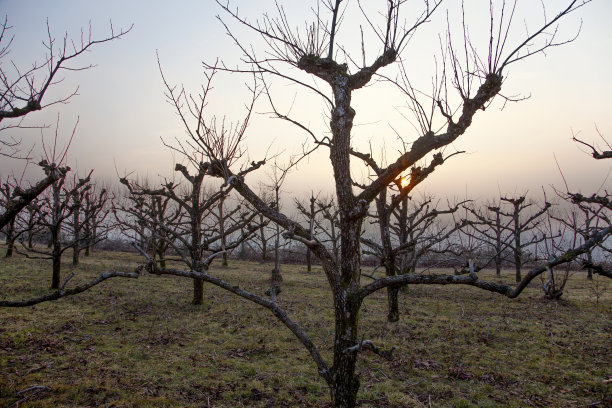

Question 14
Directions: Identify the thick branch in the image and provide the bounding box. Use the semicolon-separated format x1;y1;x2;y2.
359;73;502;206
144;261;331;383
0;270;139;307
0;164;67;229
358;225;611;301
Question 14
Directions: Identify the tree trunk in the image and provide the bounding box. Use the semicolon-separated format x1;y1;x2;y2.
307;194;315;272
72;244;80;266
586;251;593;280
494;210;502;277
72;192;82;266
513;230;521;282
51;227;61;289
83;217;91;257
306;249;312;272
514;255;521;283
272;211;283;282
376;191;399;323
387;286;399;322
330;298;361;408
193;278;204;305
4;218;15;257
259;215;268;261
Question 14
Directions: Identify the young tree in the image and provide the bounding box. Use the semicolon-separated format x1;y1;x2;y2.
121;162;260;305
114;180;167;260
81;183;111;257
363;190;469;322
24;170;93;288
499;196;552;282
464;200;512;276
248;189;276;262
564;130;612;278
296;193;321;272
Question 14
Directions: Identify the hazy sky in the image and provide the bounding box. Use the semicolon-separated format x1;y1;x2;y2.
1;0;611;203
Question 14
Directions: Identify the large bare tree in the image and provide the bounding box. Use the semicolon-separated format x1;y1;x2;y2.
141;1;602;406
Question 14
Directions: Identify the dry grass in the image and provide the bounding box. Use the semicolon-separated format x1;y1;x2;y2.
0;247;610;407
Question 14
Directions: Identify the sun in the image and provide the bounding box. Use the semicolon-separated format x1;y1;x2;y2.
400;177;409;188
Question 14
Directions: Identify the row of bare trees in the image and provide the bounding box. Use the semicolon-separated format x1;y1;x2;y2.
1;170;111;285
1;1;611;407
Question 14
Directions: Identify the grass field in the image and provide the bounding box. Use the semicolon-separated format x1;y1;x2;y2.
0;248;610;407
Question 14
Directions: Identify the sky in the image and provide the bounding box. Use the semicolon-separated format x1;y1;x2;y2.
1;0;611;204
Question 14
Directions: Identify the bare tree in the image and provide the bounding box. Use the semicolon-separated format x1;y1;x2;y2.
247;189;276;262
81;183;111;257
65;178;111;265
464;200;512;276
563;129;612;279
0;17;131;227
145;2;597;406
499;196;551;281
297;193;343;270
363;189;469;322
21;199;44;249
114;180;160;257
22;170;93;288
296;192;321;272
121;162;260;305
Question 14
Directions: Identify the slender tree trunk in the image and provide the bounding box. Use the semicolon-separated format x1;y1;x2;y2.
259;214;268;261
4;218;15;257
271;222;283;282
218;197;228;267
83;217;91;256
307;195;315;272
387;287;399;322
50;182;62;289
193;278;204;305
158;252;167;269
514;251;521;282
494;211;502;277
271;187;283;282
513;216;521;283
586;251;593;280
376;192;399;323
72;206;81;266
51;226;61;289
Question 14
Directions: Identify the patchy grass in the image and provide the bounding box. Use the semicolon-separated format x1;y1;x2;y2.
0;248;610;407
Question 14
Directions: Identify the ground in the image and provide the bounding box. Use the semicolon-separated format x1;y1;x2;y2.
0;248;610;407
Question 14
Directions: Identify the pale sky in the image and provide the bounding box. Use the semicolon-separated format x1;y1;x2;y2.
1;0;611;203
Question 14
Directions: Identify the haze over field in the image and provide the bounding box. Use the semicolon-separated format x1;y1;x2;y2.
1;0;611;200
